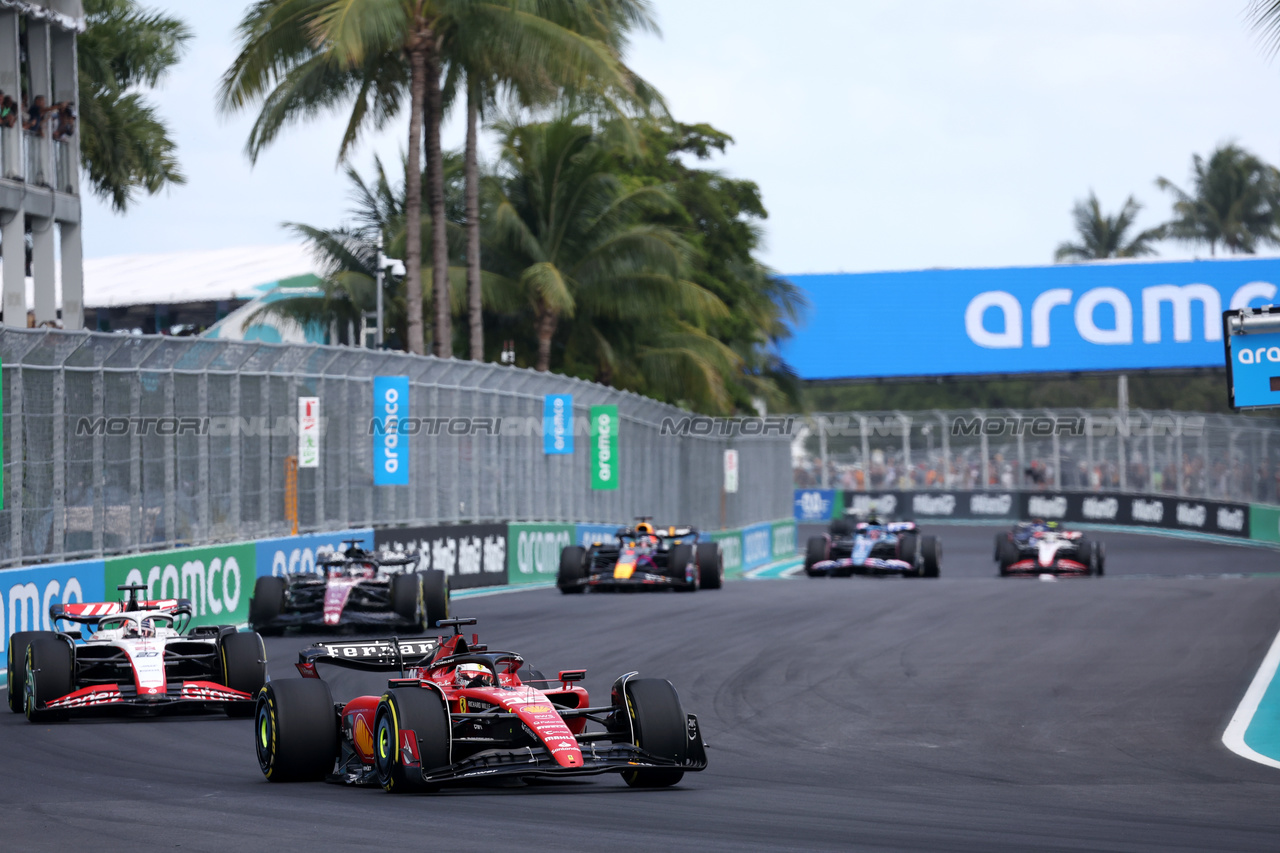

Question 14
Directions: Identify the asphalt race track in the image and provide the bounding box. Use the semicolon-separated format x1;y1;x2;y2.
7;525;1280;852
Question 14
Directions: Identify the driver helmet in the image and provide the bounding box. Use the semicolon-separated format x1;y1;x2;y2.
139;618;156;639
454;663;493;688
635;522;654;535
866;502;880;524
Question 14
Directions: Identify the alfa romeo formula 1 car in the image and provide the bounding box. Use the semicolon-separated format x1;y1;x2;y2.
254;617;708;791
8;584;266;722
249;539;449;634
995;520;1104;577
556;520;723;593
804;517;941;577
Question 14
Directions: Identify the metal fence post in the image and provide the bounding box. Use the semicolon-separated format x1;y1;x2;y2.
51;362;65;555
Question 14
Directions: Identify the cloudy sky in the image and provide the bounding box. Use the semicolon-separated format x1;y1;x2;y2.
80;1;1280;274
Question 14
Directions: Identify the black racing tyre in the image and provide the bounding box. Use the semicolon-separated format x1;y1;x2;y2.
669;544;698;592
804;536;828;575
696;542;723;589
997;537;1020;576
830;517;854;537
375;687;451;793
899;533;919;566
249;576;287;634
1096;541;1106;577
24;635;74;723
919;535;941;578
420;569;449;629
994;533;1003;562
620;678;688;788
220;631;266;718
391;572;424;626
558;545;587;594
255;678;339;782
7;631;43;713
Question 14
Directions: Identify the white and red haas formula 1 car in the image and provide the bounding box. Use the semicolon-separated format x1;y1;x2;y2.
995;520;1105;577
8;584;266;722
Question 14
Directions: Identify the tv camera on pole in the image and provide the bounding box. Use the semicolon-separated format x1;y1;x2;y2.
1224;306;1280;410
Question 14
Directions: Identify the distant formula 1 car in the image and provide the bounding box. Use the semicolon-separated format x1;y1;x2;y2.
995;520;1104;577
253;617;708;791
9;584;265;722
249;539;449;634
557;520;722;593
804;514;941;578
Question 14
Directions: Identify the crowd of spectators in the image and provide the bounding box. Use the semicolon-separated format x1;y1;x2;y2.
0;91;75;138
794;448;1280;504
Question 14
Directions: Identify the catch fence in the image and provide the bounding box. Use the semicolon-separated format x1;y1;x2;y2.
0;328;791;568
794;409;1280;505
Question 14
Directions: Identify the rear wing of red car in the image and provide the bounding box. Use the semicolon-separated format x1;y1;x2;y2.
297;636;442;675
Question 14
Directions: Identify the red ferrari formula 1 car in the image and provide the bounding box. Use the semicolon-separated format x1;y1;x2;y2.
254;617;707;791
9;584;265;721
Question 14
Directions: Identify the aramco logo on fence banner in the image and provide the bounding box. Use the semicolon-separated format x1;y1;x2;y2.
590;405;619;491
372;376;409;486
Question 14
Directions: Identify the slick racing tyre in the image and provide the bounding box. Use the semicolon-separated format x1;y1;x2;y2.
804;536;828;576
24;635;73;723
219;632;267;718
899;533;918;566
1080;538;1104;577
919;535;941;578
997;537;1019;576
420;569;449;629
618;678;688;788
994;533;1003;562
391;572;424;629
696;542;723;589
669;544;698;592
558;545;587;594
1096;541;1106;577
256;679;339;782
7;631;43;713
375;687;451;793
249;576;286;635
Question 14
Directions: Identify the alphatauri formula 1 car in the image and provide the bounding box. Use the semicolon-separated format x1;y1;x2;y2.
804;517;941;578
249;540;449;634
995;520;1104;577
9;584;265;722
254;617;708;790
557;520;723;593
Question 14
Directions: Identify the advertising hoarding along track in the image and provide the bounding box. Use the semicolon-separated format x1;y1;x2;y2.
783;258;1280;379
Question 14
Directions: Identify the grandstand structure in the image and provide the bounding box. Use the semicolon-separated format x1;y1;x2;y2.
0;1;83;329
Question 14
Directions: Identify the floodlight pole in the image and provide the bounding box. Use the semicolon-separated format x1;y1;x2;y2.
375;235;385;349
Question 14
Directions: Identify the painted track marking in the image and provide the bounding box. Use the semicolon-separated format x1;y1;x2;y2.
1223;623;1280;769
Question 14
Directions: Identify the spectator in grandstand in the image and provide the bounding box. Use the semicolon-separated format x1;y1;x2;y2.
51;101;75;140
0;94;17;128
23;94;49;133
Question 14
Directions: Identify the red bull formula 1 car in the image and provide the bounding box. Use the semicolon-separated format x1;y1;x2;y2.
995;520;1104;577
249;539;449;634
556;520;723;593
8;584;265;722
254;617;707;790
804;516;941;578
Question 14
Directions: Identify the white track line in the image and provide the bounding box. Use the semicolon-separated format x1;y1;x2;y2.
1223;623;1280;769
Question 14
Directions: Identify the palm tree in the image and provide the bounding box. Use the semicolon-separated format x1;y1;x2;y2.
1053;192;1164;262
221;0;647;360
1157;144;1280;255
78;0;191;211
1249;1;1280;55
485;115;726;376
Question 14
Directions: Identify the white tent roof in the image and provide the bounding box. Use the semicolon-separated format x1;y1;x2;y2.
82;243;321;308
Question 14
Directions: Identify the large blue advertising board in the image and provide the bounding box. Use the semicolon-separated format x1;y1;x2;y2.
372;376;409;485
782;258;1280;379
